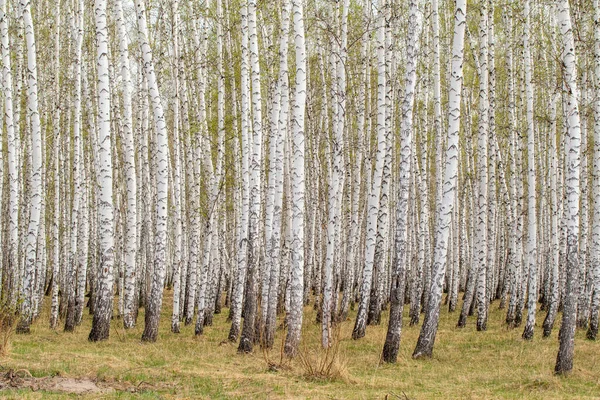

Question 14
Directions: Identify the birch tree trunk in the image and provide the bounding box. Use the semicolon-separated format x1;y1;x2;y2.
17;0;43;334
238;0;263;353
475;0;489;332
588;0;600;341
284;0;307;357
353;0;387;340
228;0;251;343
115;0;137;330
382;0;423;363
265;0;290;349
522;0;538;340
413;0;467;359
65;0;84;333
137;0;169;343
88;0;115;342
543;92;560;337
0;0;19;314
555;0;582;375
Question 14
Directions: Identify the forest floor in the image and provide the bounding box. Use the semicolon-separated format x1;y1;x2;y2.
0;291;598;399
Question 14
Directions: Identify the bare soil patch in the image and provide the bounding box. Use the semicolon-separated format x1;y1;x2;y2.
0;368;149;395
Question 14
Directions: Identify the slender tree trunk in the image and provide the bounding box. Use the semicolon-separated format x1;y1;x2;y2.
137;0;169;343
88;0;115;342
588;0;600;341
284;0;307;357
382;0;423;363
115;0;137;330
543;92;560;337
353;0;387;340
522;0;538;340
555;0;582;375
413;0;466;359
0;0;19;314
475;0;489;332
64;0;84;333
238;0;263;353
228;1;251;343
17;0;43;334
264;0;291;349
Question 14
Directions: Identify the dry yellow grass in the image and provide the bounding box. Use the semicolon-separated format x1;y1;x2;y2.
1;291;598;399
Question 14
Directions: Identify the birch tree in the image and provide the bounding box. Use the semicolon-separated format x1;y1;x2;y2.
522;0;538;340
89;0;115;342
115;0;137;330
413;0;467;359
284;0;307;357
17;0;43;334
382;0;423;363
135;0;169;343
555;0;582;375
353;0;387;340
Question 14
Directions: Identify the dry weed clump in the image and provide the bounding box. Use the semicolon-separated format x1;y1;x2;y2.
296;325;349;382
261;327;293;372
0;303;18;357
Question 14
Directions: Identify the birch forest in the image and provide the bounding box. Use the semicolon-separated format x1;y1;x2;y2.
0;0;599;397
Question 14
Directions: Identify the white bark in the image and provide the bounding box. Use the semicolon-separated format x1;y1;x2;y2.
353;0;387;340
382;0;423;363
136;0;169;342
523;0;538;340
413;0;467;359
284;0;307;357
229;0;251;342
115;0;137;330
18;0;43;333
65;0;84;332
89;0;115;342
555;0;582;375
0;0;19;310
475;0;489;332
264;0;290;348
588;0;600;340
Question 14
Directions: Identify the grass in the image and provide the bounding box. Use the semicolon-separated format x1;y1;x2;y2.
1;291;599;399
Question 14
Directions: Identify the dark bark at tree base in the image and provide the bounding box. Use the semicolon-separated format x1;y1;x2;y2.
468;297;476;316
498;297;506;309
457;313;467;328
476;319;487;332
576;319;588;329
367;287;381;326
542;310;556;338
506;309;515;328
88;319;110;341
448;293;457;312
382;282;404;364
514;308;523;327
522;324;533;340
586;323;597;340
204;311;214;326
64;298;76;332
228;324;239;342
409;313;419;326
16;319;31;335
141;308;160;342
283;339;298;358
238;336;253;353
367;310;381;326
352;299;368;340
